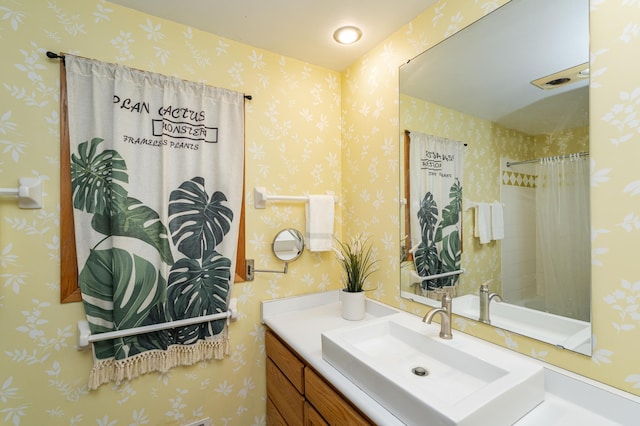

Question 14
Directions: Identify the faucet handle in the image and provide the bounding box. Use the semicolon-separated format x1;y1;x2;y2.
441;293;452;310
480;279;493;293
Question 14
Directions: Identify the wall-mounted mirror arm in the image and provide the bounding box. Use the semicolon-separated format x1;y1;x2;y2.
255;262;289;274
245;228;304;281
246;259;289;281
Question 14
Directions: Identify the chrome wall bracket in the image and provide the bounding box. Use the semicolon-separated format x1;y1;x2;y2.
245;259;288;282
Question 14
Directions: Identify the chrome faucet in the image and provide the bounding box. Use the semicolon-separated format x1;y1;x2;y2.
422;293;453;339
479;281;502;324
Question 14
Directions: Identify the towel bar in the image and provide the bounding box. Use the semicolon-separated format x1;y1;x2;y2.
410;268;465;282
465;200;505;212
253;186;337;209
76;298;238;350
0;178;43;209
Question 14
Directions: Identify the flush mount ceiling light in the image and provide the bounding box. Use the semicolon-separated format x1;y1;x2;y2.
333;26;362;44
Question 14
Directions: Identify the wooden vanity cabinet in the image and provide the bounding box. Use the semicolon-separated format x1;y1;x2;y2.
303;402;328;426
265;329;372;426
266;330;305;425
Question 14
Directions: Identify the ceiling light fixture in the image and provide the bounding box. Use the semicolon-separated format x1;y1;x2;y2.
577;68;590;78
333;26;362;45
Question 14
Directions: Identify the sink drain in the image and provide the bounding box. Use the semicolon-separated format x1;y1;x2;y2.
412;366;429;377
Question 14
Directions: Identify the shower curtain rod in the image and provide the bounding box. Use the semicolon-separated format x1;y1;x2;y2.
45;51;253;100
506;151;589;168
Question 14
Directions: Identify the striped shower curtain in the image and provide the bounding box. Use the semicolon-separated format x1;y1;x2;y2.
65;55;244;389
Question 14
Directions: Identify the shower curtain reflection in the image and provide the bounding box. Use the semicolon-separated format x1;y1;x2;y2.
535;155;590;321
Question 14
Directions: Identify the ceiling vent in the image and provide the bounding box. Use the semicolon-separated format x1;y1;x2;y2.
531;62;589;90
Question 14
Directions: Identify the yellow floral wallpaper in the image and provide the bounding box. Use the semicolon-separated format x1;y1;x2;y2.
0;0;342;424
535;125;589;157
1;0;639;424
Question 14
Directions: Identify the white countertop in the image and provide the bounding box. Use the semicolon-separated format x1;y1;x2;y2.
261;290;640;425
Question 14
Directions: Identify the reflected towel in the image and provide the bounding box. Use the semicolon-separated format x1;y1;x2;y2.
474;203;491;244
491;202;504;240
305;194;334;252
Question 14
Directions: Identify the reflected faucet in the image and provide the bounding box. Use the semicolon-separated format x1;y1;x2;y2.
479;281;502;324
422;294;453;339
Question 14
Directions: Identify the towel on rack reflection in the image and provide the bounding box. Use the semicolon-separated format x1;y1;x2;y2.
491;202;504;240
474;202;491;244
305;194;334;252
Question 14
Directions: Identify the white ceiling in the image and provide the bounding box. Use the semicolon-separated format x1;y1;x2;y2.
109;0;438;71
400;0;589;135
109;0;589;135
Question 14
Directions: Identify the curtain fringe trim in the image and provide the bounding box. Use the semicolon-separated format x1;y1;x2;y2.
88;336;230;390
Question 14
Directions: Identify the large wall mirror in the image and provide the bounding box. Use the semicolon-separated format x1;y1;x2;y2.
399;0;591;355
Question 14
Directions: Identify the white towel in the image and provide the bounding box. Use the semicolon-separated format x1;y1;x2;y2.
491;202;504;240
474;203;491;244
305;194;334;252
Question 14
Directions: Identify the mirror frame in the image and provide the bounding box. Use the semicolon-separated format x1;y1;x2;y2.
272;228;305;262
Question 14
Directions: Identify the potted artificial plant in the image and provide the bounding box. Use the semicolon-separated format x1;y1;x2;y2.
334;234;378;320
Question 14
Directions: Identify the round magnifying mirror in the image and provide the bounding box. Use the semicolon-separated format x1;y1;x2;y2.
272;228;305;262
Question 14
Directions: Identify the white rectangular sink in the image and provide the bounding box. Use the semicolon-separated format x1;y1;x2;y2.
322;312;544;425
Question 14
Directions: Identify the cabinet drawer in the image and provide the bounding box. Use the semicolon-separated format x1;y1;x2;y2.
266;358;304;425
304;401;329;426
305;367;372;426
266;396;288;426
266;330;305;393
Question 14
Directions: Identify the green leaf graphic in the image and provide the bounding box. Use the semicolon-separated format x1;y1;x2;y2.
71;138;128;215
166;250;231;344
79;248;166;360
168;177;233;258
92;196;174;265
414;179;462;289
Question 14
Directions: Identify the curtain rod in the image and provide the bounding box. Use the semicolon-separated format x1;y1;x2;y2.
404;130;468;146
45;51;252;100
506;151;589;168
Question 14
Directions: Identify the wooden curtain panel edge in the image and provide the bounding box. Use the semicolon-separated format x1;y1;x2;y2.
234;173;247;283
403;130;413;262
60;59;81;303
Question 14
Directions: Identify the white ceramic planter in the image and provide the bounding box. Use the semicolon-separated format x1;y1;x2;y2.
341;290;366;320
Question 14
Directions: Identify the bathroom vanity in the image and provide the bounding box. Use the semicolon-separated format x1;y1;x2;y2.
266;329;371;425
262;290;640;425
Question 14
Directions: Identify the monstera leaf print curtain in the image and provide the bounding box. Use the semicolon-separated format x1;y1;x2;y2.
65;55;244;390
409;132;464;291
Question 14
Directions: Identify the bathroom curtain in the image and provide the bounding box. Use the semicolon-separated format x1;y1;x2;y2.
65;55;245;389
409;132;464;290
535;155;590;321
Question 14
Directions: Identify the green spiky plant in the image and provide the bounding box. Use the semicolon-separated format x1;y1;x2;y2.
334;234;378;292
